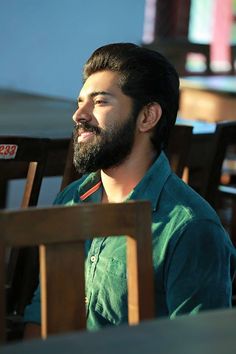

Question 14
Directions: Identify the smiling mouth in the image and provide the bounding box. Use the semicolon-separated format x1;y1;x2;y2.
77;131;95;142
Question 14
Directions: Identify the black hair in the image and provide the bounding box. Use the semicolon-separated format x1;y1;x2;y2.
83;43;179;151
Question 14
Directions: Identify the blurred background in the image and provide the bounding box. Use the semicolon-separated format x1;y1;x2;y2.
1;2;236;341
0;0;145;207
0;0;145;99
1;0;236;100
143;0;236;75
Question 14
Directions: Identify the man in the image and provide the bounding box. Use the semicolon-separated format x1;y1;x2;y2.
24;43;236;337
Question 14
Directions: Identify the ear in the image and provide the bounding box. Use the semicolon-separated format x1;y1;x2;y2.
137;103;162;133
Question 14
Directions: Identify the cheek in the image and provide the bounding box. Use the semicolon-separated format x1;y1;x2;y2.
93;108;117;129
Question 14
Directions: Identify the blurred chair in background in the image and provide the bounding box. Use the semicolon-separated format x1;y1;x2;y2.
187;121;236;250
165;124;193;178
60;137;79;191
0;136;49;340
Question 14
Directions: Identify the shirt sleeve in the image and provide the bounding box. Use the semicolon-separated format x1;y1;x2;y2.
23;284;41;324
166;219;236;318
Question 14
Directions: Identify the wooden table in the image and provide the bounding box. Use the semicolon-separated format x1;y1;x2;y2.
1;309;236;354
179;76;236;122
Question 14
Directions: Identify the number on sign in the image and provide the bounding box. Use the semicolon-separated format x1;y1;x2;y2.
0;144;18;159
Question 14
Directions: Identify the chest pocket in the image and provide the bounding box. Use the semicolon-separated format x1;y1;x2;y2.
94;257;128;325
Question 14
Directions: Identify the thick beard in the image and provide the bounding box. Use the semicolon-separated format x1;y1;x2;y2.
73;114;136;174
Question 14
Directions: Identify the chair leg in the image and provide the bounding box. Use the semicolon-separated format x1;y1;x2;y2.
0;180;8;209
0;242;6;343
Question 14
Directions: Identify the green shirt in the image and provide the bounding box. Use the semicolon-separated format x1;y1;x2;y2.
24;152;236;330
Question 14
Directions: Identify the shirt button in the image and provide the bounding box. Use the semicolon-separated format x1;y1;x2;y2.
90;255;96;263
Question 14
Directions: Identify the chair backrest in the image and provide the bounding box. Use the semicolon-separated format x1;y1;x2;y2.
205;122;236;304
195;121;236;207
0;136;49;325
0;136;49;208
60;137;79;191
165;124;193;178
0;201;155;342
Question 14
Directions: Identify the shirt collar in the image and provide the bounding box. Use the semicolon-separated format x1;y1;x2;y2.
77;152;172;210
78;171;102;203
127;152;171;211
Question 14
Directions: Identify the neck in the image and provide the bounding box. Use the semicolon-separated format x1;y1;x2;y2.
101;146;157;203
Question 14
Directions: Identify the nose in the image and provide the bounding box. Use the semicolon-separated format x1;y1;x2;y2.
72;103;92;125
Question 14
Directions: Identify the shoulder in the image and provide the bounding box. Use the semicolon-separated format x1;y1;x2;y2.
153;173;234;256
160;172;223;225
171;218;232;254
54;175;88;205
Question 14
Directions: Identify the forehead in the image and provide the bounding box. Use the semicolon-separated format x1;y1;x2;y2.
79;70;121;96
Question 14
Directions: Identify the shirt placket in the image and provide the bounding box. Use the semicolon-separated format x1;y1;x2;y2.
85;236;106;315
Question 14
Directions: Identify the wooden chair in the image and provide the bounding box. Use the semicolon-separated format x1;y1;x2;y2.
165;124;193;178
187;122;236;208
0;136;49;209
187;121;236;233
186;122;236;305
0;201;155;342
0;136;49;339
214;122;236;249
218;186;236;246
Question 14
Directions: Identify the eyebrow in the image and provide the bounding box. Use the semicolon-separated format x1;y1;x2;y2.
78;91;114;102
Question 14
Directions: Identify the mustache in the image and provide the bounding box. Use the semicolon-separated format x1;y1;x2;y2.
73;122;101;135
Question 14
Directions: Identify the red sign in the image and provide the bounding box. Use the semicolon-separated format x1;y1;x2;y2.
0;144;18;159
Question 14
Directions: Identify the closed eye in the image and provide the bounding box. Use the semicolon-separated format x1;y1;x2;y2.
92;91;113;106
94;99;107;105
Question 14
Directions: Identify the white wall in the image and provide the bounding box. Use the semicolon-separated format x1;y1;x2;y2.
0;0;145;99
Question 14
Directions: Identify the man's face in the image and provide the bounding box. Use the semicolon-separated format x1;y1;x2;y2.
72;71;138;174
